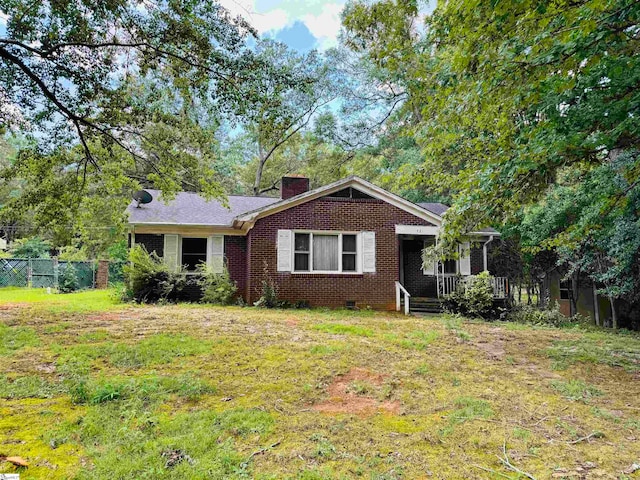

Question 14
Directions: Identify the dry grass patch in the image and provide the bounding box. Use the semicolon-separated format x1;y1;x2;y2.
0;290;639;478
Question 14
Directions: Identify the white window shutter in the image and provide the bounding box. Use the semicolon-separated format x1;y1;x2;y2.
163;234;180;272
422;240;435;275
362;231;376;273
208;235;224;273
423;261;436;276
277;230;292;272
459;241;471;276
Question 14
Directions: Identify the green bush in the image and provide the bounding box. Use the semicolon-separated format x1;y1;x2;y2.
443;271;495;318
9;237;51;258
195;265;237;305
59;263;80;293
254;262;278;308
123;245;182;303
507;302;574;327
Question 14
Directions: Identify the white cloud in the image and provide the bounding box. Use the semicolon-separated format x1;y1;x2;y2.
217;0;291;34
302;3;343;49
250;9;290;34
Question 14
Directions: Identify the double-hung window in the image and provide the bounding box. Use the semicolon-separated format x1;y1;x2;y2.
293;232;358;273
559;279;572;300
294;233;311;271
181;237;207;271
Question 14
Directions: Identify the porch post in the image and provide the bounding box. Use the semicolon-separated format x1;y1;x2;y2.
483;235;494;272
396;283;401;311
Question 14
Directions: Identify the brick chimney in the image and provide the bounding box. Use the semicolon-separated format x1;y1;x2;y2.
281;175;310;200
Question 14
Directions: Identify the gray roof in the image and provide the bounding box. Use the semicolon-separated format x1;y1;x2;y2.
418;202;449;217
418;202;498;234
127;187;497;235
127;190;279;226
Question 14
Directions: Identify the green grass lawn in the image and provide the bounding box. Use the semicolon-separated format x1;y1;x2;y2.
0;287;121;313
1;288;640;479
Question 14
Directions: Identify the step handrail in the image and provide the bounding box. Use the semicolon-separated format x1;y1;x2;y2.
395;281;411;315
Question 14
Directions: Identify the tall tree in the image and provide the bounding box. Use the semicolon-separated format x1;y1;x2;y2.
0;0;288;197
343;0;640;321
233;40;337;196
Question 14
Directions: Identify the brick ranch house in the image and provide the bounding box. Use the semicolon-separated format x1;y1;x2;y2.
127;175;507;313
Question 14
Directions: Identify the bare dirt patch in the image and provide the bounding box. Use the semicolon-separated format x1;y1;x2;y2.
313;367;400;416
85;311;138;323
285;317;299;327
0;303;31;311
474;339;506;360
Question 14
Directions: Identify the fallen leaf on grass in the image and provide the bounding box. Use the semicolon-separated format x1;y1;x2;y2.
1;456;29;467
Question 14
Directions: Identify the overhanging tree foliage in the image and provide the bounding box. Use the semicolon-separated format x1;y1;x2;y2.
343;0;640;320
0;0;293;196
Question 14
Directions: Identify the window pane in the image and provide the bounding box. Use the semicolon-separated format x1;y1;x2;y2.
294;253;309;271
182;238;207;271
342;253;356;271
313;235;339;271
443;259;457;274
343;234;356;253
295;233;310;251
182;237;207;254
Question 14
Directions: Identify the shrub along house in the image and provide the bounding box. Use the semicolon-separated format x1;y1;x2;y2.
127;175;506;313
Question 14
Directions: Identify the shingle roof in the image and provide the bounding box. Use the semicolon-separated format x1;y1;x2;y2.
127;190;279;226
417;202;449;217
127;185;497;235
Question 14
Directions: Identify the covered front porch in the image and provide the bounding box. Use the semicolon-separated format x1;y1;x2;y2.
394;225;508;313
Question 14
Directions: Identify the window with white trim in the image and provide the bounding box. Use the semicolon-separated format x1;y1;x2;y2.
293;232;359;273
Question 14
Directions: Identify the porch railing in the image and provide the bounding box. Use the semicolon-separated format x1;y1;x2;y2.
438;275;509;299
490;276;509;299
395;281;411;315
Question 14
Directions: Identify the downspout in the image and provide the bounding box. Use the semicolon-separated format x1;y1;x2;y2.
482;235;494;272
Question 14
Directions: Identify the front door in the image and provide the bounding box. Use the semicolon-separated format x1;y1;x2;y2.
401;239;437;298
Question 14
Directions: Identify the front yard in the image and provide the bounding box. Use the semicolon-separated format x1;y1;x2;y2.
1;288;639;479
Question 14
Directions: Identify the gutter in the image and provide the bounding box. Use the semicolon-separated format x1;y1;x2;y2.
483;235;495;272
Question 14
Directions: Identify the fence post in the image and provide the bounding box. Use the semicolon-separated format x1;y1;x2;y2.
27;258;32;288
96;260;109;289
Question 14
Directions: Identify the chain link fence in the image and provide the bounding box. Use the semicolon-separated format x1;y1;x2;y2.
0;258;96;289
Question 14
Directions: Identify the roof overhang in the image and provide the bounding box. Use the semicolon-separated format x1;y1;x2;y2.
394;225;500;237
232;176;444;232
129;223;245;236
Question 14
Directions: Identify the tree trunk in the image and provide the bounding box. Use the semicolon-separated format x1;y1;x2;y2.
541;278;550;309
518;282;522;304
253;140;267;196
592;283;600;327
609;297;618;329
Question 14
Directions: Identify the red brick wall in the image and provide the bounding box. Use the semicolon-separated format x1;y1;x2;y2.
245;197;434;309
471;245;484;275
96;260;109;289
402;239;437;297
281;176;310;199
224;236;247;299
135;233;164;257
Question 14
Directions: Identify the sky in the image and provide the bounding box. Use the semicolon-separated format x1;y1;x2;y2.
0;2;346;51
218;0;347;52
